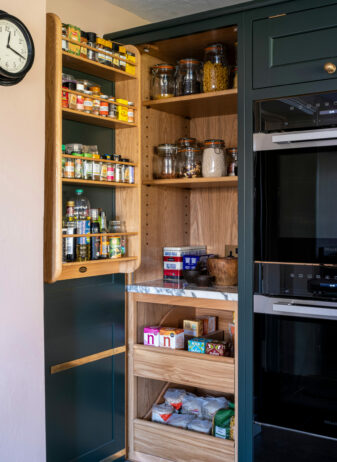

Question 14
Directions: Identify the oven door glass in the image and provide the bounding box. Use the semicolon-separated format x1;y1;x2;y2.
255;146;337;264
254;313;337;439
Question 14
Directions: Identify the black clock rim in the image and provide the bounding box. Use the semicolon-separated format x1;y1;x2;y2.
0;11;35;79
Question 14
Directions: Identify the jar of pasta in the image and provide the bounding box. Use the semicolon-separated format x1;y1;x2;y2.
203;43;229;92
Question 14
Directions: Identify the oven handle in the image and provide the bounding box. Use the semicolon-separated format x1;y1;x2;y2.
273;302;337;318
272;129;337;144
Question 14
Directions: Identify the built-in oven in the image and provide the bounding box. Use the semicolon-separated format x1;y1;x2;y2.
253;92;337;454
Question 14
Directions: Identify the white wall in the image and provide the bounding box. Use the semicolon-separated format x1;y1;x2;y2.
47;0;149;36
0;1;46;461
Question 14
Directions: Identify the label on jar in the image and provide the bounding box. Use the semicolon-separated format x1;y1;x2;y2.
68;93;77;110
83;161;93;180
84;99;93;111
124;166;130;182
93;162;101;180
100;102;109;117
74;159;82;178
100;164;108;181
115;165;122;182
128;109;134;123
64;162;74;178
77;95;84;111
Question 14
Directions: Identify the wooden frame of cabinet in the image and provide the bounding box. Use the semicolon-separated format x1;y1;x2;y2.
44;13;141;282
127;292;238;462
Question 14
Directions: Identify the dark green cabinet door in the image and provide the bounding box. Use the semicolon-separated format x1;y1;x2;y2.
253;4;337;88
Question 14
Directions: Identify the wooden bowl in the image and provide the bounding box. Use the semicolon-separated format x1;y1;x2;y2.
207;257;238;286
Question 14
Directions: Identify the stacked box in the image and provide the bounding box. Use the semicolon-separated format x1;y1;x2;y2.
163;246;206;280
183;319;203;337
160;328;185;349
198;315;217;335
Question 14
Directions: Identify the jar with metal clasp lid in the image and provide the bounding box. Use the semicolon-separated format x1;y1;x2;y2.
152;63;175;99
153;144;178;179
176;58;202;96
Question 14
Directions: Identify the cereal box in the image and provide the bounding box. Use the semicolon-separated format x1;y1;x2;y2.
160;328;184;349
198;315;217;335
188;337;208;354
144;326;161;347
183;319;203;337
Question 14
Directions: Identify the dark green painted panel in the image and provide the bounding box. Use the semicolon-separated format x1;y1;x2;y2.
253;3;337;88
44;275;126;462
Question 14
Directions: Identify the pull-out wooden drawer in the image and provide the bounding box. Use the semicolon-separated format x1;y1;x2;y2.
253;4;337;88
133;419;235;462
133;344;235;393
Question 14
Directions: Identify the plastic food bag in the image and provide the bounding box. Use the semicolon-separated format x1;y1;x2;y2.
152;403;174;424
213;402;235;440
164;388;187;412
167;413;196;429
187;418;213;434
202;396;228;420
181;393;205;417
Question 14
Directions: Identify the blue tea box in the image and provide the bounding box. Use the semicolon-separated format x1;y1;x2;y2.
188;337;208;354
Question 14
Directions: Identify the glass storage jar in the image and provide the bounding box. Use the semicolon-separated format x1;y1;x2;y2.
180;146;202;178
152;64;175;99
176;137;197;177
153;144;177;179
202;139;226;177
203;43;229;92
227;147;238;176
176;59;202;96
150;63;159;100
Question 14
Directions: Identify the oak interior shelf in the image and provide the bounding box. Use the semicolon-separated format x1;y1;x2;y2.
62;108;136;129
62;51;136;81
62;178;137;187
59;256;138;280
142;89;238;118
133;419;235;462
143;176;238;188
133;344;235;393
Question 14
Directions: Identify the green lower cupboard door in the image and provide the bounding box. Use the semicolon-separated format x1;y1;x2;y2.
44;275;126;462
253;3;337;88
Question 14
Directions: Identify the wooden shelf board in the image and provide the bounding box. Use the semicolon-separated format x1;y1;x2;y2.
62;178;137;188
142;89;237;118
62;51;136;81
143;176;238;189
59;256;138;280
133;419;234;462
133;344;234;393
62;107;136;129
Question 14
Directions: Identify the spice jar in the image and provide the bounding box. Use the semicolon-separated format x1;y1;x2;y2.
152;64;175;99
92;97;100;116
203;43;229;92
180;146;202;178
62;89;68;108
80;32;88;59
62;24;68;52
87;32;97;61
105;40;113;66
93;159;101;181
83;154;93;180
150;64;159;100
202;139;226;177
153;144;177;179
64;158;75;178
83;90;93;113
76;93;84;111
74;158;83;179
176;59;202;96
108;97;117;119
96;37;107;64
76;79;85;92
128;102;135;123
227;147;238;176
100;162;108;181
107;163;115;182
100;95;109;117
115;163;122;183
90;85;101;95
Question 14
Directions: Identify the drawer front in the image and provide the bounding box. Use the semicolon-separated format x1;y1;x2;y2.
253;4;337;88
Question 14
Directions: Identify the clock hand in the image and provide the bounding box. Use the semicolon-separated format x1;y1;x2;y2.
7;31;11;47
7;45;25;60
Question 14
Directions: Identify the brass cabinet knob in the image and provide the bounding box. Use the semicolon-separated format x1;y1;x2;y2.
324;62;336;74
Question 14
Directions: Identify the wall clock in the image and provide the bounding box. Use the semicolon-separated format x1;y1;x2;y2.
0;10;35;85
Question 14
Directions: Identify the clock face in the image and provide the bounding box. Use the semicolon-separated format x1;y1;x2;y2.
0;19;28;74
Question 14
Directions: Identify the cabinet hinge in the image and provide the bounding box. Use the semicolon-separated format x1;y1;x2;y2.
268;13;286;19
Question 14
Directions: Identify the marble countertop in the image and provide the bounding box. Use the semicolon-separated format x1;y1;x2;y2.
127;279;238;301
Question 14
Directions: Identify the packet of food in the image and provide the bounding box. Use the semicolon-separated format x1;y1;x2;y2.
213;402;235;440
152;403;174;424
167;413;195;429
187;418;213;434
164;388;186;412
181;393;205;417
202;396;229;420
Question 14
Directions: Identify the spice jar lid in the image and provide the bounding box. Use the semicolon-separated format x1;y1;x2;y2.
100;94;109;99
204;139;225;147
128;101;134;107
179;58;201;65
227;147;238;154
108;97;115;102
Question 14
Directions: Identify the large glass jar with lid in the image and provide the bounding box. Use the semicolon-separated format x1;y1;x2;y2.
180;146;202;178
202;139;226;177
176;59;202;96
203;43;229;92
151;64;175;99
176;137;197;177
153;144;177;179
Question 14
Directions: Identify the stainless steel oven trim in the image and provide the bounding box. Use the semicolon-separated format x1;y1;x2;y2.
254;128;337;151
254;294;337;320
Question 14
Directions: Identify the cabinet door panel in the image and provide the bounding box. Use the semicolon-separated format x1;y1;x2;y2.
253;4;337;88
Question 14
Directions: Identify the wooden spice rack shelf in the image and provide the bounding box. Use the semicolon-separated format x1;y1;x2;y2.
143;176;238;189
62;107;136;129
62;232;138;238
143;89;237;118
62;154;137;166
62;178;137;187
60;256;138;280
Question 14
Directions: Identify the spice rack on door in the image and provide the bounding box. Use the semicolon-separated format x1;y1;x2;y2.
44;13;141;282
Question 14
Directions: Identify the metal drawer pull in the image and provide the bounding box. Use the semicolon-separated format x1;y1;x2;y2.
324;62;336;74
